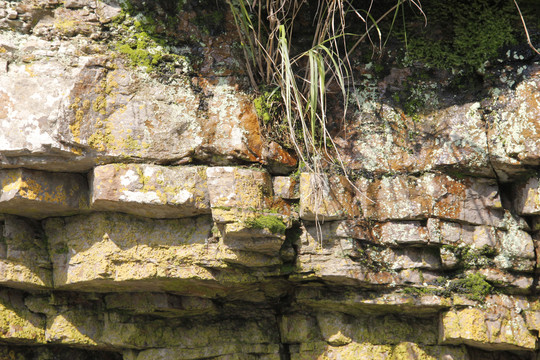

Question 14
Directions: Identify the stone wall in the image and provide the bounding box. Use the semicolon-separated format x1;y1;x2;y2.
1;0;540;359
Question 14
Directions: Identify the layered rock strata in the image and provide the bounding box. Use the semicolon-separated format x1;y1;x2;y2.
1;0;540;359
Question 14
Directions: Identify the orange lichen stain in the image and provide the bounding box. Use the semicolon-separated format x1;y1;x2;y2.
1;172;22;193
18;178;42;201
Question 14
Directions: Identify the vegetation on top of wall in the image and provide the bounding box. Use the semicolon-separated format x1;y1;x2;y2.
112;0;190;74
398;0;520;72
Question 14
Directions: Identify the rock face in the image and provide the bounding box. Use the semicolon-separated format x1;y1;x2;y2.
0;0;540;359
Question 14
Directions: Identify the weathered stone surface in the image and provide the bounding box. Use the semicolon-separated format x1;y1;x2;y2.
273;176;299;200
262;141;298;175
477;268;533;292
335;102;492;177
206;167;272;210
494;227;536;272
358;173;503;225
104;293;217;317
222;221;286;254
0;346;122;360
427;219;499;248
300;173;360;221
44;212;216;291
373;221;429;246
0;168;88;218
291;342;470;360
0;32;94;171
0;31;273;171
382;247;442;271
317;311;438;345
0;289;45;344
90;164;210;218
0;215;52;289
514;177;540;215
440;296;537;350
206;166;275;225
130;345;280;360
47;306;280;354
487;67;540;180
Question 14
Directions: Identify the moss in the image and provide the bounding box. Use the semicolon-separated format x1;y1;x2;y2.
245;215;287;235
254;89;281;125
112;5;190;73
448;273;493;302
399;0;518;72
54;244;69;254
442;244;496;269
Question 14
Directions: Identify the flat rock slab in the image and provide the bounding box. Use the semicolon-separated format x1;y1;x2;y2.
90;164;211;218
44;212;215;291
0;168;88;218
358;173;503;225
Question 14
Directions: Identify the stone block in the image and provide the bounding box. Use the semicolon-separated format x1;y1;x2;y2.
427;219;498;248
280;314;320;344
90;164;210;218
206;167;272;210
43;212;215;291
0;289;45;344
487;72;540;179
272;176;299;200
514;177;540;215
440;301;537;350
299;173;360;221
372;221;429;246
222;222;286;255
382;248;442;271
0;168;88;218
334;102;492;178
359;173;503;225
0;215;52;289
494;228;535;272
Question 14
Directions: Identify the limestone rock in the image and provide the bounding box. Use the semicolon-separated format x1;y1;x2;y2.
44;212;215;291
316;311;438;345
335;102;492;177
358;173;503;225
222;221;286;255
206;167;274;224
382;247;442;271
0;33;94;171
299;173;360;221
427;219;499;248
272;176;299;200
206;167;272;211
440;297;537;350
0;215;52;288
90;164;211;218
373;221;429;246
0;168;88;218
514;177;540;215
104;293;217;317
0;289;46;344
494;227;535;272
487;68;540;180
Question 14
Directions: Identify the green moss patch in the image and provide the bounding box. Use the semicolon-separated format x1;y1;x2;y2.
399;0;519;71
448;273;494;302
245;215;287;235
